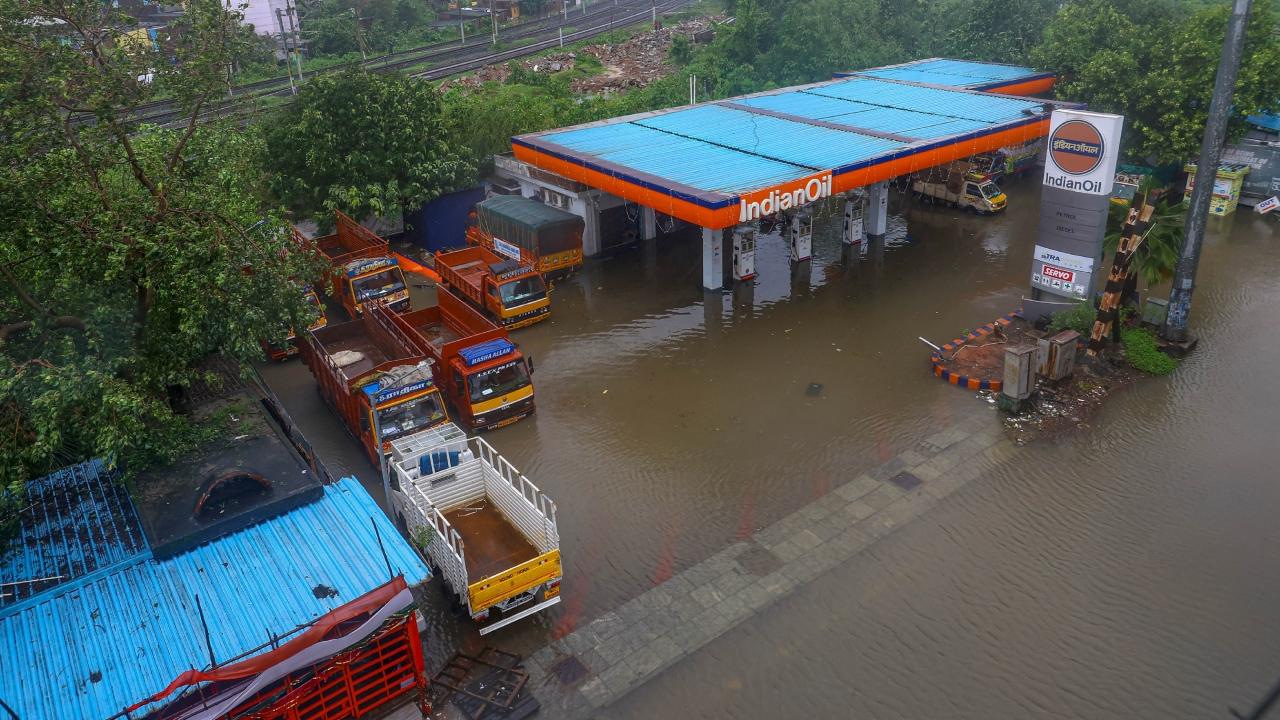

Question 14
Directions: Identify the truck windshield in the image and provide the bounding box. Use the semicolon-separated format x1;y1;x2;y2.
498;276;547;308
979;183;1002;199
469;360;531;404
353;268;405;301
376;394;445;440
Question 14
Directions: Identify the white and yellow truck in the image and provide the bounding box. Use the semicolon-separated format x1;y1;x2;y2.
389;423;561;634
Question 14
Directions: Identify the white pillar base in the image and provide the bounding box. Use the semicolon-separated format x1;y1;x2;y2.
641;206;657;241
866;181;889;238
702;226;724;290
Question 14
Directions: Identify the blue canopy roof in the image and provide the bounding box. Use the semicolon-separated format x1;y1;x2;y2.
0;465;429;720
841;58;1053;91
519;72;1055;200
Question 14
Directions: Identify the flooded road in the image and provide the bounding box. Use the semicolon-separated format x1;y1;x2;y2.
261;178;1280;716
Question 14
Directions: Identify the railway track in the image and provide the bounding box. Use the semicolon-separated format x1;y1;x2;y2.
107;0;690;128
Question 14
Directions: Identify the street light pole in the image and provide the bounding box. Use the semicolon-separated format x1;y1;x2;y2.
1162;0;1254;342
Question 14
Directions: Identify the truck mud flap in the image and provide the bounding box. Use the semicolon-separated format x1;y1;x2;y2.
479;596;561;636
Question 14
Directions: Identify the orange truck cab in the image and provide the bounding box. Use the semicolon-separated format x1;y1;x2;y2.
264;288;328;361
315;211;410;317
298;299;449;464
389;288;536;431
434;246;549;329
466;195;584;279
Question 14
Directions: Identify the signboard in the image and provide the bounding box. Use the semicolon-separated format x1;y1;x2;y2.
1222;142;1280;201
1043;110;1124;196
1027;109;1124;316
375;380;430;404
493;237;522;261
1030;245;1094;299
1257;195;1279;215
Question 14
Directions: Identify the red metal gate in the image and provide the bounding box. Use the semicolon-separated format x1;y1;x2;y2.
230;613;429;720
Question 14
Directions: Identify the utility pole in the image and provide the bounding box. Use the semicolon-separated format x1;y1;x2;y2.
1162;0;1253;342
490;0;498;46
353;3;368;60
460;19;465;44
285;0;304;82
276;8;296;94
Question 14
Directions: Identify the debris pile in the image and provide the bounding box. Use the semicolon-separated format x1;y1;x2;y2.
572;16;718;93
439;16;719;94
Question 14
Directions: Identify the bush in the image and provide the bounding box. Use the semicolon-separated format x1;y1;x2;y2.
1120;327;1178;375
1048;301;1096;335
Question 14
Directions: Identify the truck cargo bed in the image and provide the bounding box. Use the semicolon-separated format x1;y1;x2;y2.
445;500;538;582
321;335;391;380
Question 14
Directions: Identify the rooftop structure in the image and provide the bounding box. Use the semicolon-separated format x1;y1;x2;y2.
511;60;1068;231
835;57;1056;95
0;463;429;720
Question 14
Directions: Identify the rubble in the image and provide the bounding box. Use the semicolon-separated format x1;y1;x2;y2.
438;16;720;94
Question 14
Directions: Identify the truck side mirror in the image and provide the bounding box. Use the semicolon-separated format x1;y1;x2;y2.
527;356;535;374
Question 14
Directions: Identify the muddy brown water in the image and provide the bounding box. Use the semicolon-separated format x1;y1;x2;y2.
259;178;1280;717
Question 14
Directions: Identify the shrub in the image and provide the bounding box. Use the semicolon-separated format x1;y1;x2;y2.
1120;327;1178;375
1048;301;1096;334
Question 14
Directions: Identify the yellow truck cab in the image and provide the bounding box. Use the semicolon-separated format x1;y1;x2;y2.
911;160;1007;214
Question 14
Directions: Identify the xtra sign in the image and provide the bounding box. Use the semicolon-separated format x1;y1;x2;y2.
1043;110;1124;196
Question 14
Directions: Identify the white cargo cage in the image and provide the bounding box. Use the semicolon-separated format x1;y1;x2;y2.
389;423;561;635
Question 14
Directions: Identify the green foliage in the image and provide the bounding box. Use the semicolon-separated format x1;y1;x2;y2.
1048;301;1097;335
1104;188;1186;285
266;69;476;222
936;0;1056;64
411;524;435;553
0;0;325;547
1121;327;1178;375
299;0;437;57
1032;0;1280;164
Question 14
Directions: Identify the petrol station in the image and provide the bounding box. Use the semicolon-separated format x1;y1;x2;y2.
494;58;1073;290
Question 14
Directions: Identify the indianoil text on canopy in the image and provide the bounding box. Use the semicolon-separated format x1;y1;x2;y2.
739;174;833;222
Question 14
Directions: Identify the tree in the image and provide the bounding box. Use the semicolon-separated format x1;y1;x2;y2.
0;0;324;545
1032;0;1280;164
937;0;1056;64
266;70;475;224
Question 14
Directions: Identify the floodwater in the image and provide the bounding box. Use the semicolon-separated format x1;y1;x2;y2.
259;178;1280;717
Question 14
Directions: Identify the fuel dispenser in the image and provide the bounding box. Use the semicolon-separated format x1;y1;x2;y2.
788;211;813;262
732;226;756;282
843;194;865;246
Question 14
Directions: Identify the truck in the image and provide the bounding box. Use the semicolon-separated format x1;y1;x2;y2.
911;160;1007;214
389;423;561;634
435;246;550;329
466;195;584;279
315;211;410;317
298;299;450;464
264;288;328;361
389;287;536;431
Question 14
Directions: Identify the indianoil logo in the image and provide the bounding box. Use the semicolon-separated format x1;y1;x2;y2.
1048;120;1105;175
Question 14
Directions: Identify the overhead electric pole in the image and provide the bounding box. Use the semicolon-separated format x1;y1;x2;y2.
1162;0;1253;343
490;0;498;45
285;0;304;82
275;8;296;94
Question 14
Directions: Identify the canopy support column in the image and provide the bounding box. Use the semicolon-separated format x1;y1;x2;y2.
702;226;724;290
640;206;658;241
866;181;889;239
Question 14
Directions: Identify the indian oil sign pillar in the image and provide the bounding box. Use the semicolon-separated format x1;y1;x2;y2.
1023;109;1124;323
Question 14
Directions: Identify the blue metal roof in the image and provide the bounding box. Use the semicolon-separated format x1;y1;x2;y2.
1;460;146;605
846;58;1049;89
526;72;1049;197
0;467;429;720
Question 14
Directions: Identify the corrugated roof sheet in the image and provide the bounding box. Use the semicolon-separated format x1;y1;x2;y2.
526;71;1048;197
1;460;146;604
0;469;429;720
478;194;582;230
852;58;1046;88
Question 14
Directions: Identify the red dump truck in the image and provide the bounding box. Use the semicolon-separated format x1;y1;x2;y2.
435;246;550;329
388;288;536;431
316;211;410;317
299;300;449;464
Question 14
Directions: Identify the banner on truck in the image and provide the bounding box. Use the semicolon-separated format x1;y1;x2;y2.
1043;110;1124;196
